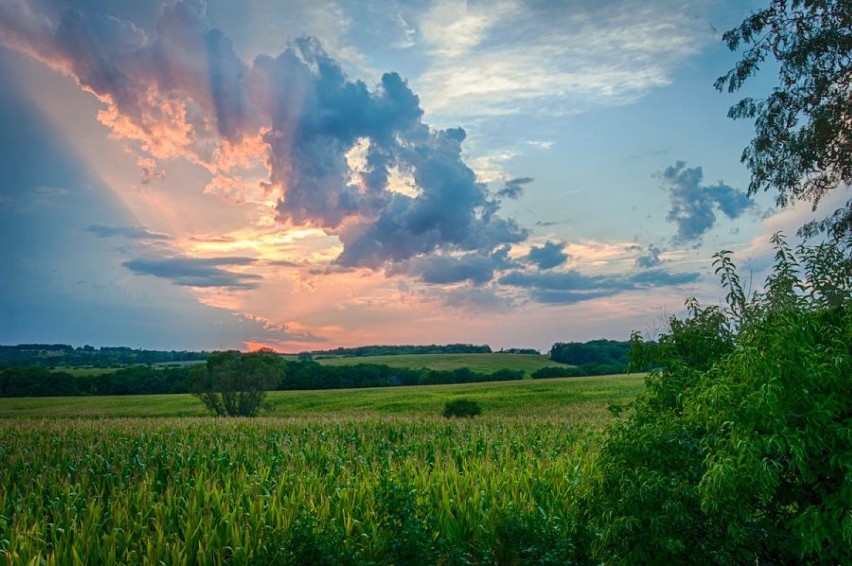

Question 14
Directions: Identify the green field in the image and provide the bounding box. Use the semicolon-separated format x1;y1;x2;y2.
0;374;642;425
1;417;598;563
317;352;566;375
0;375;643;563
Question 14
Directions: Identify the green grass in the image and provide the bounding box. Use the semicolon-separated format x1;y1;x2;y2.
317;352;567;375
0;374;646;562
0;374;643;426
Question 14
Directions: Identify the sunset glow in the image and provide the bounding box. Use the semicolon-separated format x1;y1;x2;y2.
2;0;842;352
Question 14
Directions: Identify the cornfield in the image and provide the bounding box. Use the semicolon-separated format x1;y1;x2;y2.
0;417;594;564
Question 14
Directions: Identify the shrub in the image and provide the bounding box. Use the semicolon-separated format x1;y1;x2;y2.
442;398;481;418
531;366;582;379
586;235;852;564
488;368;525;381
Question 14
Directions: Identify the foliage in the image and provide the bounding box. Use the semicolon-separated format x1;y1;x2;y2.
2;353;579;398
500;347;541;354
715;0;851;239
532;366;584;379
442;398;482;418
588;236;851;563
0;367;78;397
0;344;207;368
549;339;630;369
189;351;282;417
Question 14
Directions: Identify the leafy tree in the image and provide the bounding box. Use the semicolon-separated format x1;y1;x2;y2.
189;351;282;417
715;0;851;239
586;235;851;563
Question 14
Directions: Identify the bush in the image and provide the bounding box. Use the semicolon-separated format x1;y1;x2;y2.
531;366;583;379
585;235;851;564
442;398;481;418
488;368;525;381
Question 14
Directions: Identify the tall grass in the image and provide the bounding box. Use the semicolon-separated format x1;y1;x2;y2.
1;417;594;563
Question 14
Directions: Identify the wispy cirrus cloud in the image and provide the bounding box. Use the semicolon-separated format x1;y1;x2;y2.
87;224;171;241
412;0;710;119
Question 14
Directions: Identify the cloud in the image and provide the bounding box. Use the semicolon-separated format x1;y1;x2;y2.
138;157;165;184
413;0;711;118
87;224;171;240
634;243;663;268
439;286;514;312
499;267;699;305
662;161;754;243
267;259;300;267
0;1;529;275
525;240;568;270
393;245;515;286
122;255;261;289
526;140;554;150
628;269;700;287
495;176;532;199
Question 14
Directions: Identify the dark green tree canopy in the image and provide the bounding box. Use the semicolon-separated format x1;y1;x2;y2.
189;350;282;417
715;0;851;239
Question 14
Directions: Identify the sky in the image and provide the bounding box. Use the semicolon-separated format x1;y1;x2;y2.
0;0;844;352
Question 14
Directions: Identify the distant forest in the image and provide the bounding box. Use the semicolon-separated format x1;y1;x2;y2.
307;343;492;358
0;344;208;368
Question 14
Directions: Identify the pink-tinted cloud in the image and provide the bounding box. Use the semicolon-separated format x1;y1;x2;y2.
0;0;528;277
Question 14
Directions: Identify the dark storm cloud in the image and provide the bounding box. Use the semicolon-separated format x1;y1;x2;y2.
499;267;700;305
122;255;261;289
0;1;529;274
525;240;568;270
87;224;171;240
663;161;754;243
495;177;533;199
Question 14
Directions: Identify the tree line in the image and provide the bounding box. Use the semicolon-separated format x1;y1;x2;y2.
547;339;630;375
305;343;492;358
0;360;533;398
0;339;637;398
0;344;208;368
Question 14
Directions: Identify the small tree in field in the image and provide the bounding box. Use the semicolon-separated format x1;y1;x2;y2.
189;350;282;417
586;235;851;564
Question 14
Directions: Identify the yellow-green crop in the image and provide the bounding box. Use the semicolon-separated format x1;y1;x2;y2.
1;417;597;564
